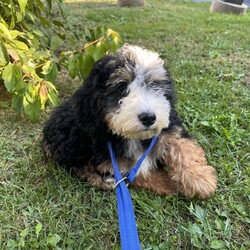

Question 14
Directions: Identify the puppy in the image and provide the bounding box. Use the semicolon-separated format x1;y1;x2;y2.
42;44;216;198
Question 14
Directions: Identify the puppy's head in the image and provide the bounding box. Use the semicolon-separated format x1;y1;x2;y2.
77;44;173;140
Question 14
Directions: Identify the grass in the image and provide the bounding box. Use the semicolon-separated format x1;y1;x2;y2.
1;0;250;249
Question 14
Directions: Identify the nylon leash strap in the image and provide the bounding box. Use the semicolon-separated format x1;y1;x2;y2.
107;136;158;250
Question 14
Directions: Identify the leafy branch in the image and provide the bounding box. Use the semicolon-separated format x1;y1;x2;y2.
0;0;122;122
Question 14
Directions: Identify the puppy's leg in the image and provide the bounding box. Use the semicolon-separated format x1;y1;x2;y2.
72;163;115;190
156;127;217;198
73;159;176;195
92;159;176;196
131;170;176;196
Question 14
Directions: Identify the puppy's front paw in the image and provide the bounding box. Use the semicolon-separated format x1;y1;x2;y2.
170;165;217;199
72;167;115;190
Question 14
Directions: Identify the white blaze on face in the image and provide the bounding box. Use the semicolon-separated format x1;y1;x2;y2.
109;74;171;139
107;44;171;140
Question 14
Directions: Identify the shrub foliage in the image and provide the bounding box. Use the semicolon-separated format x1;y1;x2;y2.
0;0;122;122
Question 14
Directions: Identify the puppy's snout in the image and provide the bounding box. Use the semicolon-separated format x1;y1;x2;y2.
138;112;156;127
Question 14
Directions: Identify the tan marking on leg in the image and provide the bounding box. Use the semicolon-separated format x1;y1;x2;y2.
72;164;115;190
131;170;176;196
95;158;132;175
156;129;217;198
73;158;134;190
96;162;113;174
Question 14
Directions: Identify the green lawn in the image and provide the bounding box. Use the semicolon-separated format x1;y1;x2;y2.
1;0;250;249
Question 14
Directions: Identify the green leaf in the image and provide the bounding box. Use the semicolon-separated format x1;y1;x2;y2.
20;228;29;238
2;64;22;93
68;54;79;79
93;42;103;61
48;88;60;107
14;40;29;50
16;11;23;22
57;1;66;15
190;234;202;248
42;60;53;75
10;30;24;39
194;205;206;221
22;63;36;75
45;0;52;12
215;218;225;231
188;223;203;236
32;30;44;37
114;35;121;46
85;45;95;57
50;35;64;51
15;80;26;91
38;16;50;27
33;50;49;59
210;240;226;249
177;225;189;233
25;84;39;104
23;97;41;123
11;93;23;113
84;28;93;41
0;17;8;28
44;63;58;84
96;27;103;37
106;28;122;47
200;121;210;127
46;233;61;247
0;23;12;40
7;239;18;248
18;0;28;15
0;42;10;67
79;54;95;80
25;12;36;24
35;223;43;238
52;20;64;28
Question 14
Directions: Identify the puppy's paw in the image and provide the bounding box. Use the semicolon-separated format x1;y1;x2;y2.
72;167;115;190
170;165;217;199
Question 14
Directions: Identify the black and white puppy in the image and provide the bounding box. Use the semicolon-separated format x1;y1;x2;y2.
42;44;216;198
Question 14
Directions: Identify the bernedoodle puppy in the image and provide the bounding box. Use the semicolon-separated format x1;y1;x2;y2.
42;44;216;198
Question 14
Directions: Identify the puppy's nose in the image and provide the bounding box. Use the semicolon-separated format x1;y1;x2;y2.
138;112;156;127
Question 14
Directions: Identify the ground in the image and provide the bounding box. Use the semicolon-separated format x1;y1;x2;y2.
0;0;249;249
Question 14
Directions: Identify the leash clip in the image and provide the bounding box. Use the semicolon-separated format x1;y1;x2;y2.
114;177;129;189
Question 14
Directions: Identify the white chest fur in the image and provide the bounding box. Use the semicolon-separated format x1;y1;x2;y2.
125;140;155;176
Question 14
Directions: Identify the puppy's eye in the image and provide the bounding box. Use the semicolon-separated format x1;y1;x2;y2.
117;81;128;93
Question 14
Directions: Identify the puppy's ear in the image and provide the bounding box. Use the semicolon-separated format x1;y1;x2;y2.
72;79;100;130
73;55;123;133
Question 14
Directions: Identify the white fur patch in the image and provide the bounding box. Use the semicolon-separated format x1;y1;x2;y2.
107;44;171;140
108;78;170;139
119;44;166;81
125;139;156;176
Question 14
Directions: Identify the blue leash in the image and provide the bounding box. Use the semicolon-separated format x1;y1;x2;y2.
107;136;158;250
